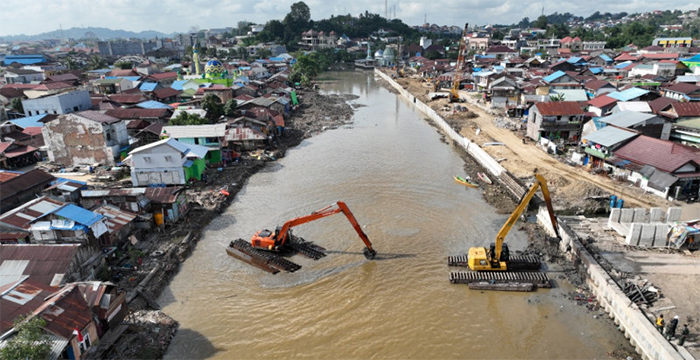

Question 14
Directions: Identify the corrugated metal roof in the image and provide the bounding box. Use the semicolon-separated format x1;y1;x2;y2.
614;135;700;173
0;244;79;287
599;110;657;128
162;123;227;138
535;101;585;116
607;88;649;102
144;186;184;203
185;143;209;159
50;204;103;226
0;197;64;230
583;126;639;147
543;70;566;83
74;110;120;124
614;101;652;113
136;100;172;109
128;137;190;156
93;204;136;234
139;82;158;92
81;188;146;197
6;114;47;128
550;89;589;102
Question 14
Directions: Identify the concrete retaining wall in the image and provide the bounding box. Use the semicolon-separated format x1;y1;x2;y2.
376;69;687;360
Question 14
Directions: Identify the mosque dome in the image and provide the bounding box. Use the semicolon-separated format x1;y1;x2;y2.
374;49;384;59
383;47;395;60
205;59;225;79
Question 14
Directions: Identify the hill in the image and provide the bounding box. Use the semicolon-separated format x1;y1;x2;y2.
0;26;174;42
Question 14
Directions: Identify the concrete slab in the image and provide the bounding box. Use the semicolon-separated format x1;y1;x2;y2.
633;208;647;223
608;208;621;227
620;209;634;223
649;208;664;222
653;224;669;247
639;224;656;247
625;223;642;246
667;207;682;222
610;222;630;237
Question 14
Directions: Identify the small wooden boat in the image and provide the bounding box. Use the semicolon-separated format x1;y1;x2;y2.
454;176;478;188
477;172;492;185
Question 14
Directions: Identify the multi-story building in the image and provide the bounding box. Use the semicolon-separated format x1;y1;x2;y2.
21;90;92;117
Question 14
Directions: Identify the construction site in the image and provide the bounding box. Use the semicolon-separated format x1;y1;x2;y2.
376;67;700;360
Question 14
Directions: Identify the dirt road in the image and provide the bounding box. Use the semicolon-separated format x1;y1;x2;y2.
395;75;676;212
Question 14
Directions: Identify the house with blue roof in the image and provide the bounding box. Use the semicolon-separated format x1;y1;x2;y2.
126;137;210;186
588;54;614;67
5;114;48;128
542;70;581;90
606;88;651;102
3;54;47;66
136;100;171;109
139;82;160;92
29;203;109;245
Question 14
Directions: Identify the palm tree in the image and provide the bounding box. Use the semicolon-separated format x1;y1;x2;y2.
88;55;107;70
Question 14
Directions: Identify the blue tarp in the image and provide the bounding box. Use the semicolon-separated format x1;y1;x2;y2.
137;100;171;109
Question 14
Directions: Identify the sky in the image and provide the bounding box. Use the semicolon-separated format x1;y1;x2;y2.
0;0;697;37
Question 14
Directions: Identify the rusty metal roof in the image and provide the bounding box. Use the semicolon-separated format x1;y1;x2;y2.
0;171;21;182
0;196;65;230
0;244;79;287
35;285;92;339
81;188;146;198
614;135;700;173
93;204;136;234
144;186;185;203
535;101;585;116
0;278;55;333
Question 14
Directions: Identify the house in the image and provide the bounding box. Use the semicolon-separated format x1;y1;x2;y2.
607;88;654;102
671;118;700;147
542;70;581;90
526;101;585;144
584;80;617;98
560;36;582;51
3;68;44;84
0;196;66;231
21;90;92;117
484;45;517;59
144;186;188;224
126;137;209;186
581;126;640;168
598;110;671;140
2;54;47;66
42;179;88;203
151;87;182;103
23;82;75;100
0;169;54;213
92;204;137;245
488;76;519;108
609;135;700;200
132;122;164;147
92;77;135;95
42;111;129;167
0;141;39;169
661;83;700;102
104;108;173;123
0;243;99;286
611;101;652;114
658;102;700;120
29;203;109;246
161;124;226;164
80;188;152;215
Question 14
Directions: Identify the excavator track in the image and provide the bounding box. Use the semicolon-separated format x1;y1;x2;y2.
287;237;327;260
447;254;542;271
449;271;551;288
227;239;302;274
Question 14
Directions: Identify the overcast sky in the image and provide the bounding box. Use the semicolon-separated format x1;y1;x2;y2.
0;0;696;37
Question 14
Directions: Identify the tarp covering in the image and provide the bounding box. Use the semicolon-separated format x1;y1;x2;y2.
668;220;700;248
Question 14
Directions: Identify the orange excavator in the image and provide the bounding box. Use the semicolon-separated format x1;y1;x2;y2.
227;201;377;274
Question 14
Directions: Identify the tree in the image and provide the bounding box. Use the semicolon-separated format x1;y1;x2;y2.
10;98;24;114
256;48;272;60
518;17;530;29
223;99;238;117
0;315;51;360
289;53;320;87
114;61;132;70
202;94;224;121
533;15;548;30
168;112;208;125
64;57;80;70
87;55;107;70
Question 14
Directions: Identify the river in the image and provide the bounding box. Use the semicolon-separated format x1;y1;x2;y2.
160;70;630;359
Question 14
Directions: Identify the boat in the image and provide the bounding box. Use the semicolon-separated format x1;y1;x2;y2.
477;172;492;185
454;175;478;188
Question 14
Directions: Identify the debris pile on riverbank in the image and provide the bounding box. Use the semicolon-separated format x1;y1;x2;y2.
95;87;359;358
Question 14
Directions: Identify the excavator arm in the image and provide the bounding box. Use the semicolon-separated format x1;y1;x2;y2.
491;174;560;265
251;201;376;258
449;23;469;103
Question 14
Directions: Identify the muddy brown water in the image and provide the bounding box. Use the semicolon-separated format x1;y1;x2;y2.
160;71;631;359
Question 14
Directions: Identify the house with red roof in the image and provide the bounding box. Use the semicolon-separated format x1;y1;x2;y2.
587;95;619;117
609;135;700;200
560;36;582;51
0;141;39;170
526;101;586;144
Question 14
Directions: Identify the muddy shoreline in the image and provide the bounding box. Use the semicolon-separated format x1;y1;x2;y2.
97;88;357;359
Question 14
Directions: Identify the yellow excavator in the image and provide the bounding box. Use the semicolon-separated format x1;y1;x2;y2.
449;23;469;103
449;173;560;289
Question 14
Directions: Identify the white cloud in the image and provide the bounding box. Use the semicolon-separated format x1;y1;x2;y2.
0;0;696;37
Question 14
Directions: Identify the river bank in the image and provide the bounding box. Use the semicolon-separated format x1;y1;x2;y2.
92;88;358;359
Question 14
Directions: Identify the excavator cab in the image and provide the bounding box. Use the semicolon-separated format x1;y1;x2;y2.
251;229;277;250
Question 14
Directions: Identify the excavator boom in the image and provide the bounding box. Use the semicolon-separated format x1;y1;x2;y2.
229;201;376;273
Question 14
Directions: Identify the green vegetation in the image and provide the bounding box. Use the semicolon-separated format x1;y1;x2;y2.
223;99;238;117
0;315;51;360
168;112;208;126
10;98;23;114
202;94;224;121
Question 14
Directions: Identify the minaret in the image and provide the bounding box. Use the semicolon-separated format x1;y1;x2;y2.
193;49;201;76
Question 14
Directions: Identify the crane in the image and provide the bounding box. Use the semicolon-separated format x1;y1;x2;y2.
468;173;559;271
449;23;469;103
228;201;376;274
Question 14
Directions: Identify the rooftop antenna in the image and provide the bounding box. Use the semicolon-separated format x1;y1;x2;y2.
424;13;427;24
385;0;388;19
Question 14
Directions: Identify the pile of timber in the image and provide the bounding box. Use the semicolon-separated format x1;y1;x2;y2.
622;280;659;306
